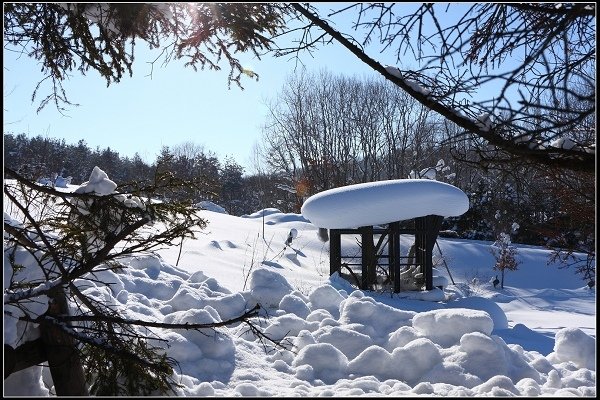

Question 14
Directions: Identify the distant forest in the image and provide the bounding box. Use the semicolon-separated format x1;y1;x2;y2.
3;132;293;218
2;131;592;256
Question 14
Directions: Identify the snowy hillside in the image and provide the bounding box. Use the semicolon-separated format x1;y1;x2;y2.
4;197;596;396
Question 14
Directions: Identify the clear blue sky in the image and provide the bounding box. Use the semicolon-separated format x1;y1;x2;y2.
3;3;399;173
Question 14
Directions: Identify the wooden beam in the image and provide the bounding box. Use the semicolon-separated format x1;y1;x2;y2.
415;215;444;290
330;229;341;275
389;222;401;293
360;226;376;289
4;339;47;379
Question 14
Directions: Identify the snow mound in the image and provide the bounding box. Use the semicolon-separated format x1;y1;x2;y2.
308;284;346;319
246;267;294;308
447;296;509;330
54;175;73;187
412;308;494;347
241;208;282;219
551;327;596;370
196;201;228;214
5;254;597;396
292;343;349;384
301;179;469;229
74;166;117;195
4;193;596;396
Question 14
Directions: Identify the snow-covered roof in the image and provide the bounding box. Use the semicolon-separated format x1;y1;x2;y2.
301;179;469;229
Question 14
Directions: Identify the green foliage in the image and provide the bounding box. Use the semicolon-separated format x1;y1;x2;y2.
220;157;245;214
82;339;179;396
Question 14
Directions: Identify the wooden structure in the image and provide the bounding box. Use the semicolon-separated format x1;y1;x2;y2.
329;215;444;292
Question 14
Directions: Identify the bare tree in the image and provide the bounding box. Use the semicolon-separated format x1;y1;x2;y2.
269;3;595;282
259;70;445;195
277;3;595;173
491;234;521;290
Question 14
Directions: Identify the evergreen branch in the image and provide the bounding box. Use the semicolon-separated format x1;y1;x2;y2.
46;303;261;330
3;223;41;250
3;187;69;277
35;315;173;375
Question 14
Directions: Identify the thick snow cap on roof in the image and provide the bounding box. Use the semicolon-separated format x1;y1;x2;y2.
301;179;469;229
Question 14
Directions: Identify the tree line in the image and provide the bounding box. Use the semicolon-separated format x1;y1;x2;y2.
257;70;593;253
4;2;593;273
3;133;294;218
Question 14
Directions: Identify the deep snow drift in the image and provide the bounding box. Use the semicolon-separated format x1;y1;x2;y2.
3;177;596;396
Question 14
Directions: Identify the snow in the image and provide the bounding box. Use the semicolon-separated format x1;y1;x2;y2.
551;327;596;370
476;113;493;131
300;179;470;229
549;136;577;150
73;166;117;195
3;241;52;348
246;267;294;308
54;175;72;187
446;296;509;330
412;308;493;347
385;65;403;78
3;171;596;396
405;80;431;96
384;66;431;96
195;200;228;214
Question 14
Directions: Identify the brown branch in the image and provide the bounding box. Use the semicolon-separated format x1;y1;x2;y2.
46;303;261;330
290;3;595;173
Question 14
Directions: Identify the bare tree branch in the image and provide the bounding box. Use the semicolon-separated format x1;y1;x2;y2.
288;3;595;173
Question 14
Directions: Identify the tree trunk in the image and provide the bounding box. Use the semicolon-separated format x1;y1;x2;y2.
40;288;89;396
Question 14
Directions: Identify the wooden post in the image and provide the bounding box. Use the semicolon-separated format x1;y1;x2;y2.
389;222;401;293
40;288;89;396
426;215;444;290
330;229;341;276
414;217;425;289
415;215;444;290
360;226;375;289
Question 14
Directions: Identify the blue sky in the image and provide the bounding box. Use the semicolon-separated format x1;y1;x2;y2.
3;4;392;173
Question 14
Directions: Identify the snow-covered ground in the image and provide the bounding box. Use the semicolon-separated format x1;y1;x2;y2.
4;184;596;396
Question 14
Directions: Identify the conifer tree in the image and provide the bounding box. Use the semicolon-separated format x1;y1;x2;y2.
3;166;278;395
